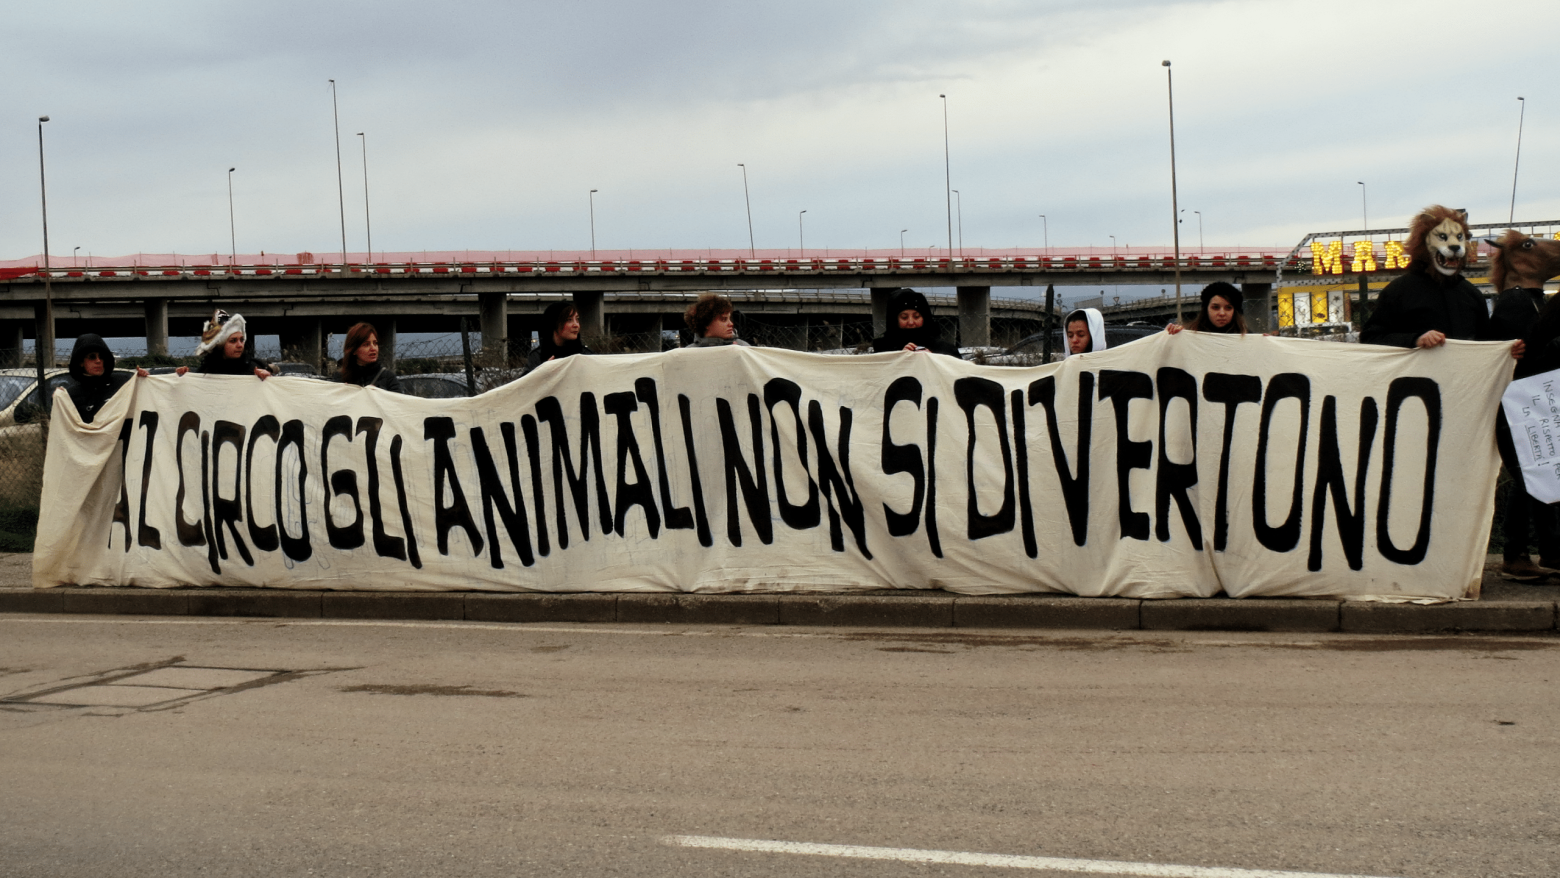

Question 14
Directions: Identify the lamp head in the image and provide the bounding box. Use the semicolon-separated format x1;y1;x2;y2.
229;167;236;173
1161;60;1170;67
38;115;48;123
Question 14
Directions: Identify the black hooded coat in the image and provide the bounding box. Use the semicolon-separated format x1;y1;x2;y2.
64;334;131;424
870;290;961;357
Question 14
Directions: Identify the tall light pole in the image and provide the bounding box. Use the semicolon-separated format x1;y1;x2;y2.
1162;61;1183;322
1357;181;1367;230
1511;96;1526;224
1194;209;1203;252
589;189;599;259
939;94;953;259
357;133;373;261
798;210;807;255
1038;215;1048;252
738;163;755;257
951;189;963;257
37;115;54;372
1109;234;1117;257
73;246;80;265
329;79;347;265
227;167;237;265
900;229;908;257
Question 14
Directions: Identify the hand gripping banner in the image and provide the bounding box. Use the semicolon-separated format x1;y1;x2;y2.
34;334;1512;600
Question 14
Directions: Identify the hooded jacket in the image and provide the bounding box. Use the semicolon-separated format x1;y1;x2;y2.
870;289;961;357
1061;308;1108;359
64;334;131;424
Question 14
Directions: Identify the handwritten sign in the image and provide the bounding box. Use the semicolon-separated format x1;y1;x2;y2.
1502;370;1560;503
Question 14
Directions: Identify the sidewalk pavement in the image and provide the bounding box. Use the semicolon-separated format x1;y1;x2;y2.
2;553;1556;634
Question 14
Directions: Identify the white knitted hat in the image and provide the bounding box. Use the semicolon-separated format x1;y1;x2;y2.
194;309;246;357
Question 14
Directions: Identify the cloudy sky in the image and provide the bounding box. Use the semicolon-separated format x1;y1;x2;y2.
2;0;1556;264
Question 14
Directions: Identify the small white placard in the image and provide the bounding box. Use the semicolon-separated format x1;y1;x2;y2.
1502;369;1560;502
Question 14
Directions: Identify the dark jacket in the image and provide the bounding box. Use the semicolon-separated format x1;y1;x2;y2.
526;337;593;368
1490;287;1546;343
197;350;274;377
343;362;403;393
63;334;131;424
870;289;961;357
1361;270;1494;348
689;336;751;347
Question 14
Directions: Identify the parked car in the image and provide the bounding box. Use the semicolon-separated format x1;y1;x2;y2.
400;373;473;399
0;368;76;428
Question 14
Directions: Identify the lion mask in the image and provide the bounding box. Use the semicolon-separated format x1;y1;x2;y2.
1405;205;1471;278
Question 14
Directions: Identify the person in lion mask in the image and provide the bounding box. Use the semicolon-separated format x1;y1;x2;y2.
1361;205;1522;359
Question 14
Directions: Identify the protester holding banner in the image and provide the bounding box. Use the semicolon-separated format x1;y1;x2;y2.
174;310;273;379
1062;308;1107;358
869;289;960;356
527;301;595;367
61;334;147;424
338;322;403;393
1495;268;1560;579
1166;283;1248;336
686;294;751;347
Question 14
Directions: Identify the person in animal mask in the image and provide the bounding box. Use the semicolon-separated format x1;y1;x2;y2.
62;334;147;423
175;310;274;379
1061;308;1107;358
1361;205;1522;359
870;289;959;356
1486;230;1560;580
1166;282;1249;335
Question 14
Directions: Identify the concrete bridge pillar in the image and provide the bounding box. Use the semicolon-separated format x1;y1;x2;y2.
871;288;891;337
376;318;397;370
574;291;604;341
1241;282;1273;332
143;299;169;358
0;321;23;367
280;317;323;371
957;285;990;347
34;301;56;367
479;293;508;365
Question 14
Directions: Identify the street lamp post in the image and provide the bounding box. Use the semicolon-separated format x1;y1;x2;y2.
1038;215;1048;252
73;246;80;265
36;115;55;375
1162;61;1183;322
1194;210;1203;252
357;133;373;262
1511;96;1526;224
738;164;755;258
589;190;599;260
798;210;807;256
1109;235;1117;259
939;94;953;259
951;189;963;257
1357;181;1368;230
227;167;237;265
900;229;908;258
329;80;348;266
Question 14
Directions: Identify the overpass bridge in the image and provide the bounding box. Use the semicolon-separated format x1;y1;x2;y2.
0;247;1290;365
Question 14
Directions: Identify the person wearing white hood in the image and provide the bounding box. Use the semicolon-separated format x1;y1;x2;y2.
1061;308;1108;358
175;310;274;379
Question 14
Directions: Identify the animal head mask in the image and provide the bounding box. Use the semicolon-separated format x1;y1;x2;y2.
1405;205;1471;278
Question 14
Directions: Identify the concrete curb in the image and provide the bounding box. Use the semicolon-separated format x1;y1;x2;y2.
3;587;1558;634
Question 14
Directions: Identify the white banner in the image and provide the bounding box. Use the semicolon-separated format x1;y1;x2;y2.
34;335;1512;600
1501;369;1560;503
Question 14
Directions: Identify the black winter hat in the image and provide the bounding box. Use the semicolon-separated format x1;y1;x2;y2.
887;289;933;322
1200;282;1243;311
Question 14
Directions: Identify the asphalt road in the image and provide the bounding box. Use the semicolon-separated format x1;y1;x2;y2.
1;616;1556;878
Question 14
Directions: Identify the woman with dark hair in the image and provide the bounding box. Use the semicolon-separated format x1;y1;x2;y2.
339;322;403;392
62;334;147;423
869;289;959;356
175;310;273;379
685;293;750;347
528;301;595;366
1167;282;1249;335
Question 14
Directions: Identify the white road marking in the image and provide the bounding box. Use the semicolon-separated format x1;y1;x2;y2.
662;835;1406;878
